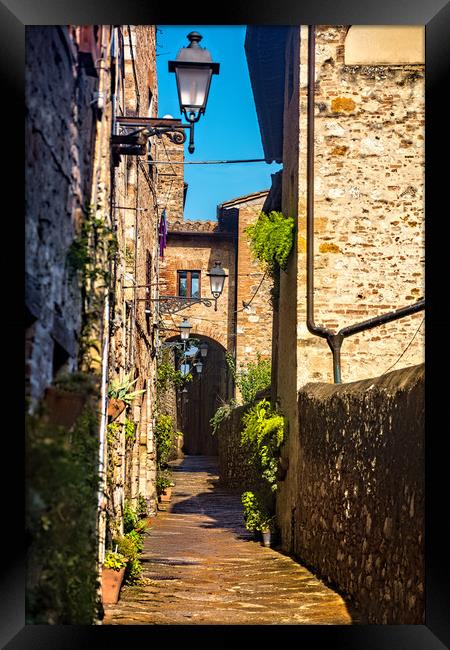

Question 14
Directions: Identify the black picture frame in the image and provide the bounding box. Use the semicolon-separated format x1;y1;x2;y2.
3;0;449;647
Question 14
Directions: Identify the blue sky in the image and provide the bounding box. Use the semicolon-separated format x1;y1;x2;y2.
156;25;281;221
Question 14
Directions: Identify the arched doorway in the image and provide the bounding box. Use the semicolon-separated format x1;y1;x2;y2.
176;335;230;456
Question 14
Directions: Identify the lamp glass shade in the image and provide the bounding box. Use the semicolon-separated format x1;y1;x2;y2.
180;362;190;376
195;361;203;374
179;318;192;340
199;343;208;357
207;261;227;298
175;66;212;115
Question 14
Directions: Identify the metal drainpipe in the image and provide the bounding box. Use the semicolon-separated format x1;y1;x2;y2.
305;25;424;383
305;25;339;376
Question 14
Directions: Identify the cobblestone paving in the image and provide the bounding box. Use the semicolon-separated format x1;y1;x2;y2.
104;456;361;625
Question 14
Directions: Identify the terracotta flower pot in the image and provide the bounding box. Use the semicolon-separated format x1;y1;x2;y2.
107;398;126;421
102;567;126;604
158;487;172;503
43;387;87;429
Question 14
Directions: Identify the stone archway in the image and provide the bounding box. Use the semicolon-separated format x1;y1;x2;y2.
177;335;230;456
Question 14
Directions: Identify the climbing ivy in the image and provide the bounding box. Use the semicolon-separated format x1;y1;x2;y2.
157;357;192;393
66;203;118;372
245;210;294;276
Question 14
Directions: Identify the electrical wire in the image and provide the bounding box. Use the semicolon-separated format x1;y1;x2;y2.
235;272;268;313
381;316;424;375
144;158;269;165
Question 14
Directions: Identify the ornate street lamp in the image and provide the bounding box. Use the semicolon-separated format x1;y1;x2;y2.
194;360;203;374
207;261;228;311
112;31;219;161
199;343;208;358
169;32;220;153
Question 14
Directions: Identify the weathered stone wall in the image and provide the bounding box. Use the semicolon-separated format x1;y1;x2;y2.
25;27;99;404
276;23;425;556
295;25;425;386
287;363;424;624
107;25;160;526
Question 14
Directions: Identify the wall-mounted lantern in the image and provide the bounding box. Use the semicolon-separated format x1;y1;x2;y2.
207;261;228;311
169;31;220;153
112;31;219;162
179;318;192;341
199;343;208;358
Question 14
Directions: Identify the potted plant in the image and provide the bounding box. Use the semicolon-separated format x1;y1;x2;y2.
241;491;275;547
42;371;98;428
101;550;128;604
156;469;173;503
107;372;145;420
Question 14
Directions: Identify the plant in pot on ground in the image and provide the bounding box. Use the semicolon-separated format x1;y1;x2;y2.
241;490;275;538
239;398;285;546
101;550;128;604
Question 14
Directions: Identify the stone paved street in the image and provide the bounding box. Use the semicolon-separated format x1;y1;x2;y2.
104;455;361;625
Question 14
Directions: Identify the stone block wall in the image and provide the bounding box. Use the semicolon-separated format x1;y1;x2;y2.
294;25;425;386
25;27;99;404
287;363;424;624
107;25;160;524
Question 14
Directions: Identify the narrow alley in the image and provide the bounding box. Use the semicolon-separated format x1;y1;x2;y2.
103;456;358;625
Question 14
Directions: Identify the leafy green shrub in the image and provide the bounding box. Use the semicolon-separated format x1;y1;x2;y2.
113;535;142;585
245;210;294;276
124;417;135;440
241;491;274;532
156;468;173;495
103;550;128;571
226;352;271;405
241;399;285;491
155;414;177;467
209;398;237;435
108;372;145;405
123;502;139;534
157;355;192;392
125;530;144;553
26;392;101;624
136;494;149;519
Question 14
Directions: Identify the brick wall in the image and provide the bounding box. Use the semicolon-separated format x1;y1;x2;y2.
159;231;236;351
232;193;273;367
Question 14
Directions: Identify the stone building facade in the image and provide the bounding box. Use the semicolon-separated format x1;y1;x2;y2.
158;188;274;453
105;25;161;539
25;25;163;562
244;25;425;623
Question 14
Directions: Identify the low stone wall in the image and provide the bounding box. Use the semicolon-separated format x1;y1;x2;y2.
291;363;424;624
